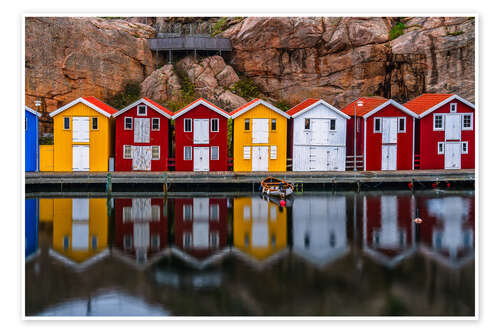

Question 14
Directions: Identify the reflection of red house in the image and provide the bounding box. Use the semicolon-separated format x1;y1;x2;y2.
363;194;415;267
173;197;228;267
114;198;169;267
417;196;475;268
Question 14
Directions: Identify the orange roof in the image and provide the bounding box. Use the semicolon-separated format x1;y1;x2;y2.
143;97;173;116
287;98;320;116
174;97;227;115
82;96;118;115
342;97;388;117
229;98;260;116
403;93;454;115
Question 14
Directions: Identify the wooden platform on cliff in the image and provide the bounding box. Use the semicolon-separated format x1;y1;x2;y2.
148;35;232;52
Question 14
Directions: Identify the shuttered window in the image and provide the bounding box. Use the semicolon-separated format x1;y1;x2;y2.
124;117;133;130
270;146;277;160
152;146;160;160
243;146;251;160
123;145;132;159
134;118;150;143
211;146;219;160
184;146;192;160
72;117;90;143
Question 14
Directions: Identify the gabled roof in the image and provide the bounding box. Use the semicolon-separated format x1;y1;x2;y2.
25;106;41;117
404;93;475;118
113;97;173;118
49;96;118;118
172;97;229;119
287;98;350;119
229;98;290;119
342;97;417;119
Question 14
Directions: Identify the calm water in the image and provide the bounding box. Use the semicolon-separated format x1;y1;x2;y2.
25;190;475;316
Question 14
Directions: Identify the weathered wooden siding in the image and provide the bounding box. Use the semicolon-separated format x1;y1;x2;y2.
233;104;288;172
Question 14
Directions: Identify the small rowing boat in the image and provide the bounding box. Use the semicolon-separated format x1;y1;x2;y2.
260;177;294;197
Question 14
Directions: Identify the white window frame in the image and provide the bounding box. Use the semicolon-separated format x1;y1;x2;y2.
209;204;220;221
462;141;468;154
211;118;219;132
433;114;444;131
397;117;406;133
270;145;277;160
137;105;147;116
183;232;193;248
184;118;192;132
152;118;160;131
184;146;192;160
183;205;193;221
462;113;473;130
243;146;251;160
152;146;160;160
437;142;444;155
374;117;382;133
63;117;70;130
450;103;457;113
211;146;219;160
304;118;311;131
123;145;132;159
91;117;98;130
124;117;133;130
329;118;336;132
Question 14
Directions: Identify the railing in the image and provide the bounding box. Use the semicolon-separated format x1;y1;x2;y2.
345;155;364;171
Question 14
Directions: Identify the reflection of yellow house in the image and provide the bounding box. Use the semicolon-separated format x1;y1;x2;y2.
233;197;287;263
39;198;54;223
50;198;109;268
230;99;290;172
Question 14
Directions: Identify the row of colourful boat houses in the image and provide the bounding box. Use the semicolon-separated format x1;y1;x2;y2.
25;93;475;173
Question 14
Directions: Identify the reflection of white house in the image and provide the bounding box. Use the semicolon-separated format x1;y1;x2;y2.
421;197;474;268
292;195;349;268
363;195;416;268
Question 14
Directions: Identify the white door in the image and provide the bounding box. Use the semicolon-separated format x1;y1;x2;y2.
252;119;269;144
381;145;397;170
72;145;89;171
310;147;328;171
72;198;89;250
132;146;152;171
134;118;150;143
251;198;269;248
445;142;461;169
252;146;269;171
378;196;402;249
72;117;89;143
193;119;210;144
382;118;398;144
193;147;210;171
445;114;461;141
327;147;346;171
293;146;309;171
311;119;329;145
131;198;152;222
193;198;210;248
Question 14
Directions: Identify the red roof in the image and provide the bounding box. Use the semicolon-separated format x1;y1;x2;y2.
82;96;118;116
229;98;260;116
174;97;227;115
287;98;319;116
143;97;173;116
342;97;388;117
403;93;454;115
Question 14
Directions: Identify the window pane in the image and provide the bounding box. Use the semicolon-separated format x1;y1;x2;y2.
330;119;336;131
92;117;98;130
244;119;250;130
375;119;380;132
271;119;276;131
138;105;146;115
184;146;192;160
64;117;70;129
152;118;159;130
305;118;310;130
399;118;405;132
212;119;218;132
125;118;132;129
185;119;192;132
211;147;219;160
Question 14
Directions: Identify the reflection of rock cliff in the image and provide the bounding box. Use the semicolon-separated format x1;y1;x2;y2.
25;16;475;132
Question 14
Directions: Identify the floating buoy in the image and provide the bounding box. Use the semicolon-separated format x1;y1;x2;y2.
446;182;451;188
408;182;414;190
414;217;423;224
280;199;286;207
432;182;438;189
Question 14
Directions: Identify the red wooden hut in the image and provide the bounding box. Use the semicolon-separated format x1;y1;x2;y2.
172;197;228;267
172;98;229;171
343;97;417;171
404;94;475;170
113;98;173;171
113;198;169;266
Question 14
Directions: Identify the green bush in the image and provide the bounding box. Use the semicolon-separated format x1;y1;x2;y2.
447;30;464;36
230;77;260;99
389;22;407;40
105;81;142;109
274;100;291;111
211;17;228;37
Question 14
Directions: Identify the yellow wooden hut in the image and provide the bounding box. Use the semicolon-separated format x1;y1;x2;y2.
43;97;117;172
230;99;290;172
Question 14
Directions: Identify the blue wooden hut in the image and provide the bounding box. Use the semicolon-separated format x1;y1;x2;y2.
25;107;41;172
25;198;39;260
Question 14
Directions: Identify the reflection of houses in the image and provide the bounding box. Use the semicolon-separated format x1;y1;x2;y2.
363;194;416;268
172;197;229;268
292;196;349;268
113;198;169;269
25;198;39;261
49;198;109;270
418;196;474;268
233;197;287;267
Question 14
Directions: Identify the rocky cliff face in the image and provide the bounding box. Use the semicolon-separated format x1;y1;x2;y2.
25;16;475;134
